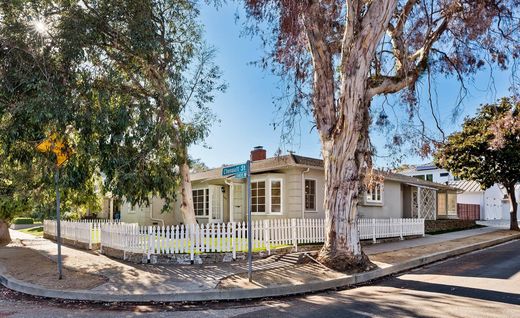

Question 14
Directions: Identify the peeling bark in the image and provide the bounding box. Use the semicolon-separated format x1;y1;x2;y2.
178;144;197;225
507;185;519;231
0;219;11;245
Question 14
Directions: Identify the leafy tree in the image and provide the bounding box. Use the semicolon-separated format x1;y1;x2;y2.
0;0;224;242
242;1;520;270
435;97;520;231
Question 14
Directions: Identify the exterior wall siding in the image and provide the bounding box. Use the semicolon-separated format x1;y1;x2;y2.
358;180;403;219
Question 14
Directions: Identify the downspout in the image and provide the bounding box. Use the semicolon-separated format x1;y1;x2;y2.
148;198;165;227
301;168;310;219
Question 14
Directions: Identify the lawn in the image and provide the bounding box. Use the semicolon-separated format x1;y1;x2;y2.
18;226;44;237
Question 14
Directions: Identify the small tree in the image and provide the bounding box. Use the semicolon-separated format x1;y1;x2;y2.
435;97;520;231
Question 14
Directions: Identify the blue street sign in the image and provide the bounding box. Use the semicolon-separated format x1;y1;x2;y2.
234;171;247;179
222;163;247;176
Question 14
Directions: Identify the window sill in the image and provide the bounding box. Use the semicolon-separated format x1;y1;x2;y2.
362;201;384;207
305;209;318;213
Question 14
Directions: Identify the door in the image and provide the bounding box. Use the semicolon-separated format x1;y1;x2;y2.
232;183;245;222
209;185;224;223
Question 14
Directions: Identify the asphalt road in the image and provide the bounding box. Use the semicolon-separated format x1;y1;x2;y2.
1;239;519;318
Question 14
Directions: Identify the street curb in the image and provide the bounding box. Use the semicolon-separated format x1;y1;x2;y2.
1;233;519;302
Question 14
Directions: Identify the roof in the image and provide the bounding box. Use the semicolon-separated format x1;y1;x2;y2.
192;154;458;191
448;180;483;192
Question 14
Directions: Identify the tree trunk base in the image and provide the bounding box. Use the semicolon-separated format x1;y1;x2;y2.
510;221;520;231
0;220;11;246
317;246;376;273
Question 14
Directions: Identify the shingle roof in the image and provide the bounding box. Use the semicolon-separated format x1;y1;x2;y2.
191;154;457;191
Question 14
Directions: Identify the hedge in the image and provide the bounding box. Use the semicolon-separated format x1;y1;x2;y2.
12;217;34;225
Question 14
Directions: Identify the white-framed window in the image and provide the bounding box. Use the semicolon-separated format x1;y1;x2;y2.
193;188;209;217
251;180;266;213
270;179;283;214
305;179;316;211
366;183;383;204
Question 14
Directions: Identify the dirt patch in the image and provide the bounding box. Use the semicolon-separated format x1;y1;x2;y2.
217;262;346;290
0;240;107;290
370;230;519;265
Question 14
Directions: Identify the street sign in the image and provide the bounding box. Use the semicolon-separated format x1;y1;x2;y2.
223;161;253;282
36;133;72;167
222;163;247;177
234;171;247;179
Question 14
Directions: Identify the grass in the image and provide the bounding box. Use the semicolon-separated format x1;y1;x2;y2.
18;226;44;237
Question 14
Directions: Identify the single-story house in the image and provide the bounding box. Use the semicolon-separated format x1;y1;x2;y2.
120;147;459;226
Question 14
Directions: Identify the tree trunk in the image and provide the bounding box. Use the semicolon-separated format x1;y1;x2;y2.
179;151;197;225
0;219;11;245
317;101;373;272
507;184;519;231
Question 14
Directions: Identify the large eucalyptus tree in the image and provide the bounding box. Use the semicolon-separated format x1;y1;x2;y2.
243;0;520;270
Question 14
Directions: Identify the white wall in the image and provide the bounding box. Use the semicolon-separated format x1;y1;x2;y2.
401;167;453;184
358;180;403;219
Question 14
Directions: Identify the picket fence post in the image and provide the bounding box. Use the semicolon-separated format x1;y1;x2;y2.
291;219;297;251
399;218;403;240
263;219;270;255
372;219;376;243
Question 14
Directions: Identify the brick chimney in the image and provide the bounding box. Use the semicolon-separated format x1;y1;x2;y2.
250;146;267;161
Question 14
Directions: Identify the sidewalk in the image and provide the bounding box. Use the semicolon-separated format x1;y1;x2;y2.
1;227;519;302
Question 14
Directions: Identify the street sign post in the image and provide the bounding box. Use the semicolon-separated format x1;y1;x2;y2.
36;133;73;280
222;161;253;282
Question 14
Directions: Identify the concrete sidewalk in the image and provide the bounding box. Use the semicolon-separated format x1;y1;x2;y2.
1;227;519;302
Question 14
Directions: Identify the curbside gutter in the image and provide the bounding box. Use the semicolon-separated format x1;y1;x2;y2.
1;233;519;303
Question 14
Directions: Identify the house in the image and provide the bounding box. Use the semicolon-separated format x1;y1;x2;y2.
120;148;459;226
400;163;520;220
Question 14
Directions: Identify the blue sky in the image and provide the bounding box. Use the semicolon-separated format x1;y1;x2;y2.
190;3;514;169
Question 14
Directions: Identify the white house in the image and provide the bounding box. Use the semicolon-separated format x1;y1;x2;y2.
400;163;520;220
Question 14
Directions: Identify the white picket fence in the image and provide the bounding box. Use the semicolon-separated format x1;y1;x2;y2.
44;218;424;260
358;218;425;242
44;220;95;249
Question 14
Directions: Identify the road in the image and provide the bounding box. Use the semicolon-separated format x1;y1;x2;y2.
1;240;519;318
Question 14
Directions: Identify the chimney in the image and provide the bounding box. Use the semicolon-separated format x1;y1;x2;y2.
250;146;267;161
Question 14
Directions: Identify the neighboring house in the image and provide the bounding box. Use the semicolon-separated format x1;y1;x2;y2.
120;148;458;226
400;163;520;220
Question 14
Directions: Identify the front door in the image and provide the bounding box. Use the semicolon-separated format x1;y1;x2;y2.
209;185;224;223
232;183;245;222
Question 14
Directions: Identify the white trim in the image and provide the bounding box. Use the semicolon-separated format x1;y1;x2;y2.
192;187;210;218
269;178;284;215
366;183;384;204
250;179;267;214
304;178;318;212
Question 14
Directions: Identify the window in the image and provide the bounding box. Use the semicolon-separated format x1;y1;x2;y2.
437;192;447;215
413;174;433;182
440;172;449;177
305;179;316;211
270;180;282;213
193;188;209;216
366;184;383;203
251;181;266;213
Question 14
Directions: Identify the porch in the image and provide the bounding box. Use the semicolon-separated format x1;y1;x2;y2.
402;185;458;220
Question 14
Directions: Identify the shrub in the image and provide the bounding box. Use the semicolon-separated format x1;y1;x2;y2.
12;217;34;225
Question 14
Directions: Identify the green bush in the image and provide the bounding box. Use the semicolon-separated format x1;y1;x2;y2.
12;217;34;225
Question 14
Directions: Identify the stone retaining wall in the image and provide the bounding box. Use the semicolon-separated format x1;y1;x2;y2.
101;244;324;264
425;219;477;234
43;233;99;251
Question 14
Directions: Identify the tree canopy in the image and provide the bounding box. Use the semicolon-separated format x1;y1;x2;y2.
0;0;224;232
435;97;520;230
